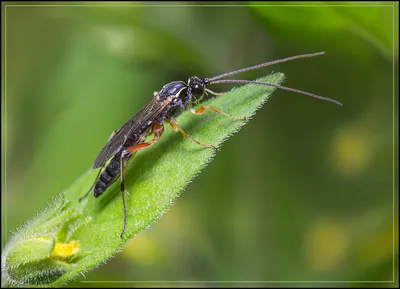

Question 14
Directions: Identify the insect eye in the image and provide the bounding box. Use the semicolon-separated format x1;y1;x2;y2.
192;83;203;96
188;76;205;99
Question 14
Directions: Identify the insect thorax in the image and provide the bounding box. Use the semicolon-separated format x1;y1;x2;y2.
158;81;187;101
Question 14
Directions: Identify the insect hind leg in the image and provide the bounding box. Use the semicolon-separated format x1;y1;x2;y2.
118;122;165;238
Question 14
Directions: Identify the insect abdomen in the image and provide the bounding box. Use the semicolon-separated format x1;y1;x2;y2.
93;158;120;197
92;125;150;198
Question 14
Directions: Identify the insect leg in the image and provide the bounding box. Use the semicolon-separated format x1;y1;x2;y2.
79;129;120;202
190;105;247;120
118;122;164;238
79;168;103;202
205;88;224;96
168;117;217;152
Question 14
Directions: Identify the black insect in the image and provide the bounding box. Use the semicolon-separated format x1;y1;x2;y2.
79;52;342;238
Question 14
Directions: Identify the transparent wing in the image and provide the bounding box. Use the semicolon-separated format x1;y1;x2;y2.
93;95;173;168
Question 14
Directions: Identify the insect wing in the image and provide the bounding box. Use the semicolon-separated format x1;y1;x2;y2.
93;95;173;168
93;121;132;169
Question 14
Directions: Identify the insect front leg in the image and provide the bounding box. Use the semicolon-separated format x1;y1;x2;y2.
79;129;120;202
168;117;217;152
118;122;164;238
205;88;224;96
190;105;247;120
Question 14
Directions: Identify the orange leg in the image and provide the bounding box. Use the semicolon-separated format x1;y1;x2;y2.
122;125;164;158
118;122;164;238
168;117;217;152
190;105;247;120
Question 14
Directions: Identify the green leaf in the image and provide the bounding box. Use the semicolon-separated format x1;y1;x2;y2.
2;73;285;287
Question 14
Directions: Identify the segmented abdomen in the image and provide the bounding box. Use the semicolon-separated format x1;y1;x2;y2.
93;157;121;197
92;124;151;198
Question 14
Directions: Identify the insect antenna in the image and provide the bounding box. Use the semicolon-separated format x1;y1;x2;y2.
207;79;343;106
207;52;326;82
204;51;343;106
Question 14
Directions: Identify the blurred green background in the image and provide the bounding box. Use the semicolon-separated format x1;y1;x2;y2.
2;1;399;287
